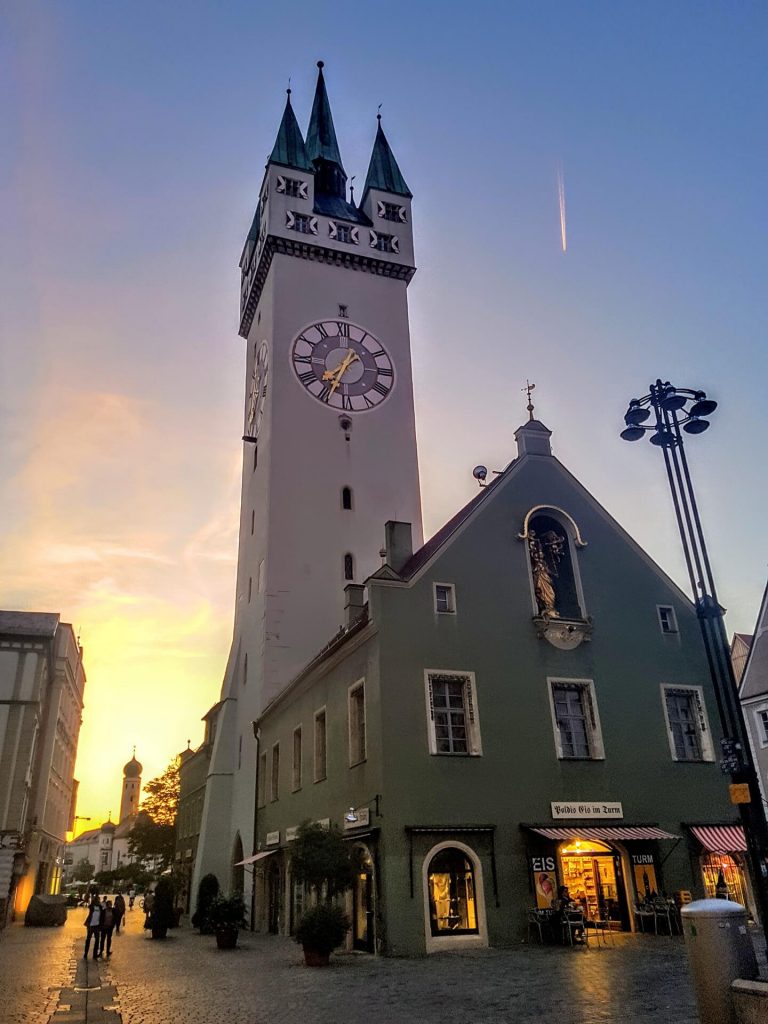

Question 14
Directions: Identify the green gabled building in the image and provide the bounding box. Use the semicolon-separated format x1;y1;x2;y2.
249;417;750;955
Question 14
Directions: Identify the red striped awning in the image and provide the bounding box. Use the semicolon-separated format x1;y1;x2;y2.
689;825;747;853
528;826;680;842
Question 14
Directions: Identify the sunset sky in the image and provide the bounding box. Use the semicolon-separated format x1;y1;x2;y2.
3;2;767;830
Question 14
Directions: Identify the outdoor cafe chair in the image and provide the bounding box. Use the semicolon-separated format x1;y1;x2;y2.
562;909;589;947
633;903;655;933
526;909;545;944
590;912;616;947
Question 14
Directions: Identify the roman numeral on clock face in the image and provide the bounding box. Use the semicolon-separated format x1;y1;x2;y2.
377;366;393;377
294;354;312;365
337;320;350;337
341;394;353;411
373;380;390;396
318;383;332;403
298;371;316;386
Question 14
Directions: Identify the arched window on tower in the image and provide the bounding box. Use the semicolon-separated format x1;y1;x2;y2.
523;507;586;620
344;553;354;581
342;486;353;510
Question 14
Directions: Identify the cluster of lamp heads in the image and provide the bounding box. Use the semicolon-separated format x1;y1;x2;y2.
620;383;717;446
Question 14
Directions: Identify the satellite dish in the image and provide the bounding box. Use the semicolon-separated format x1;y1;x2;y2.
472;465;488;483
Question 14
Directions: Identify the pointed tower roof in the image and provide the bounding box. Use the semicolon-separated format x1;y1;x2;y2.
306;62;345;173
269;90;311;171
363;117;412;198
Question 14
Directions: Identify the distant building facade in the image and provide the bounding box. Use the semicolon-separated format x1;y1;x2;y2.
250;421;751;954
732;633;753;687
739;585;768;810
0;612;85;925
175;719;216;913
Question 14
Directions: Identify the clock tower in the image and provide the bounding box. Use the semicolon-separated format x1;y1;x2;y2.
193;63;423;895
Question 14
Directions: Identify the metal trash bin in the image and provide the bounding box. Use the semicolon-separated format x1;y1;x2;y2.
681;899;758;1024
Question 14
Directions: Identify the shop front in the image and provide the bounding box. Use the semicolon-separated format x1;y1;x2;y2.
688;824;755;919
525;825;680;932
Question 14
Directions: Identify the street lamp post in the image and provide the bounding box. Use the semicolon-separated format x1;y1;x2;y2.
621;379;768;952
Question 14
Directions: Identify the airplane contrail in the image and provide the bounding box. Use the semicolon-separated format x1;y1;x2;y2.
557;163;567;253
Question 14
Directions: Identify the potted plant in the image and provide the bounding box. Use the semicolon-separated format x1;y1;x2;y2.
290;822;353;966
150;877;175;940
208;893;246;949
191;873;219;935
294;904;350;966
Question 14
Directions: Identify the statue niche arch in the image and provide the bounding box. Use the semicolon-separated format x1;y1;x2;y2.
519;506;591;649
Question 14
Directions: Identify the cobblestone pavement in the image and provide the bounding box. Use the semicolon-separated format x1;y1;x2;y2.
1;908;766;1024
0;915;77;1024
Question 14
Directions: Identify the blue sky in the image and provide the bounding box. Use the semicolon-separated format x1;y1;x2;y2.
2;1;766;819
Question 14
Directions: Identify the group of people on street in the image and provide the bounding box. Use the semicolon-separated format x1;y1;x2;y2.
83;892;126;960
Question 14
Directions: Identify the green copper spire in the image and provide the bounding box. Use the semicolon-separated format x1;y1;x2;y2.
269;89;311;171
363;116;412;198
306;62;346;197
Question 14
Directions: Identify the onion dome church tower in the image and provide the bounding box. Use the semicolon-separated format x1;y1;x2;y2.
119;749;142;823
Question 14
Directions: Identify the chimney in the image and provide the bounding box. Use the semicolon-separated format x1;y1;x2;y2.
384;521;413;573
344;584;366;627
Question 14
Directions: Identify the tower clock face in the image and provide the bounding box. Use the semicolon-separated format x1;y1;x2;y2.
246;341;269;437
290;319;394;412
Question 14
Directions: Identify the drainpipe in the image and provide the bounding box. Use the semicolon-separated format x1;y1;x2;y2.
250;721;261;932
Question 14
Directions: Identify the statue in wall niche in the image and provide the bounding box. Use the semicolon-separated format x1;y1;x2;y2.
529;527;566;619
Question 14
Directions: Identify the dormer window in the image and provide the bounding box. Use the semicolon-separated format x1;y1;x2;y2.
276;175;308;199
369;230;399;253
377;200;407;223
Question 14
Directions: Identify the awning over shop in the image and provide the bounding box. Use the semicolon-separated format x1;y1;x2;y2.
689;825;747;853
526;825;680;842
234;850;277;866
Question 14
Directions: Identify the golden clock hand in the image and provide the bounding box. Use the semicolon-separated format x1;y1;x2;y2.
328;352;359;394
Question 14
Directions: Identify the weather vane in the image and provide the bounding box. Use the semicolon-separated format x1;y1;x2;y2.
522;380;536;421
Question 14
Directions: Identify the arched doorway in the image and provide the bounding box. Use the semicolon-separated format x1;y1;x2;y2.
351;845;375;953
267;857;282;935
558;837;630;930
422;841;488;952
232;834;244;896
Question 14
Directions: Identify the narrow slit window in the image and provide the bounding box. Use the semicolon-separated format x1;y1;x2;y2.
344;553;354;581
342;487;353;510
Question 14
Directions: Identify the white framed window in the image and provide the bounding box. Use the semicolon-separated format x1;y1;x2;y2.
369;229;399;253
657;605;679;635
425;671;482;756
348;681;366;766
276;175;308;199
287;211;317;235
660;684;715;762
314;707;327;782
433;583;456;615
292;726;302;791
755;707;768;747
548;678;605;760
377;200;407;223
270;743;280;801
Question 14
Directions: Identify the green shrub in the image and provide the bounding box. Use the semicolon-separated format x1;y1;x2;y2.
152;876;176;931
208;894;246;932
294;903;349;955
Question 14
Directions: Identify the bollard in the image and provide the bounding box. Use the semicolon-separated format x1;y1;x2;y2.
681;899;759;1024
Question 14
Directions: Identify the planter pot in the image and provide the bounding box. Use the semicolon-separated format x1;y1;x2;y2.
151;925;168;940
215;927;239;950
302;946;330;967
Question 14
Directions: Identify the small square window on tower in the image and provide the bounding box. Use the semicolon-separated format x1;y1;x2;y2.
657;606;679;635
433;583;456;615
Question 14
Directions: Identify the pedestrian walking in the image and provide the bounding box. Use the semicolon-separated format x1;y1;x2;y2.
113;893;126;934
83;896;102;960
99;899;116;958
128;886;136;910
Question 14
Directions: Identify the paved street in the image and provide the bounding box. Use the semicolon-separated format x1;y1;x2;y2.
1;907;766;1024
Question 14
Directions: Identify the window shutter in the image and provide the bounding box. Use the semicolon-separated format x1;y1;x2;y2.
328;221;338;239
464;679;475;725
391;236;400;254
276;175;286;194
298;181;309;199
398;205;407;223
376;200;386;219
369;230;378;248
285;211;295;229
309;217;318;235
350;227;359;244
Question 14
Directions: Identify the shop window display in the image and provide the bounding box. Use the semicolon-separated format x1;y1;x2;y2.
427;848;478;936
701;853;749;908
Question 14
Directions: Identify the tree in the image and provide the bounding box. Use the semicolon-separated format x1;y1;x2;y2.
127;815;176;869
126;755;181;869
290;822;353;899
140;756;180;826
72;858;94;883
